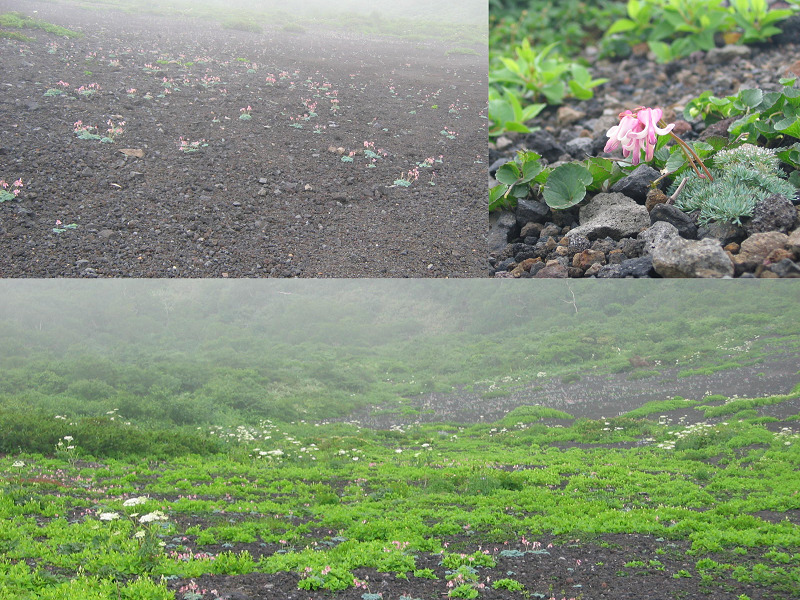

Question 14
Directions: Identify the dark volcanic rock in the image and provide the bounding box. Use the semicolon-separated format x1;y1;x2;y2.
650;203;697;239
520;130;567;163
745;194;796;235
610;165;661;204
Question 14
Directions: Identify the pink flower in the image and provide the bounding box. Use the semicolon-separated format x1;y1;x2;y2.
605;107;675;165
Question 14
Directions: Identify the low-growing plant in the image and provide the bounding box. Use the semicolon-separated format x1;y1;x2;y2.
602;0;797;62
490;40;607;106
671;143;797;225
0;178;23;202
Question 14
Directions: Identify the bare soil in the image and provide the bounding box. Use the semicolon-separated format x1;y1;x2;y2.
0;0;487;277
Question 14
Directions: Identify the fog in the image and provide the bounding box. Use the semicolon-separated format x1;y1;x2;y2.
103;0;486;27
0;280;797;426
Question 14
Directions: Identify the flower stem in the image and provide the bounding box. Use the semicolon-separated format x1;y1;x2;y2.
661;120;713;182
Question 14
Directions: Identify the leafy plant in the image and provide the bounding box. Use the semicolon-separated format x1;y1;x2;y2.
488;87;544;138
602;0;798;62
671;143;798;225
684;79;800;149
489;150;545;211
490;40;607;105
730;0;795;44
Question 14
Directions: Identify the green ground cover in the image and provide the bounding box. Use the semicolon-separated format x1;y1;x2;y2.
2;398;799;598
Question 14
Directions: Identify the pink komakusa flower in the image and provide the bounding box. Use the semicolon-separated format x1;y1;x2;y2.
605;106;674;165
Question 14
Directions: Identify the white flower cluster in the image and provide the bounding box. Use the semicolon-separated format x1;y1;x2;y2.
139;510;168;523
774;427;799;447
123;496;149;507
657;422;720;450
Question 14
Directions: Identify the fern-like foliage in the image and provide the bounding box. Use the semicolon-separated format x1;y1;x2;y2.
672;144;797;225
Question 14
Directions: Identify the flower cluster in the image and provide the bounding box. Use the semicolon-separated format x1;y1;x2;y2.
0;178;23;201
604;107;674;165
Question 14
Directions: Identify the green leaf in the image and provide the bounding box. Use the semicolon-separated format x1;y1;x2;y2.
585;157;615;192
665;150;687;174
568;80;593;101
607;18;637;35
737;88;763;110
495;163;522;186
648;41;673;64
542;163;592;210
489;184;511;212
774;116;800;139
541;81;565;105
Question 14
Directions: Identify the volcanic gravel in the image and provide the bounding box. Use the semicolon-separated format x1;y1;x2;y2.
0;0;487;277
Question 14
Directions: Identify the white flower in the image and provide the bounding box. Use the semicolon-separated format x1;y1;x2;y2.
12;461;25;468
395;449;403;454
63;436;73;442
139;510;168;523
123;496;148;507
134;530;146;539
99;512;120;521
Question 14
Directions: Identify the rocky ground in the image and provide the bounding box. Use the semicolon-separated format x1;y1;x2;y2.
0;0;487;277
339;346;800;428
489;16;800;278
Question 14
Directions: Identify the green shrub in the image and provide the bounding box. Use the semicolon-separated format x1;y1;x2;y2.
221;18;262;33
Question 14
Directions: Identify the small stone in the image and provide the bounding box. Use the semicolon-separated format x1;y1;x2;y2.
745;194;796;235
565;137;594;158
610;164;661;204
557;106;586;126
534;261;568;278
645;188;668;212
652;237;734;278
519;257;541;272
568;234;591;254
489;211;519;254
638;221;680;255
734;231;790;273
516;199;550;226
607;249;626;264
539;223;562;239
567;193;650;241
522;130;566;163
520;221;543;238
584;262;604;277
788;228;800;254
765;248;794;264
494;136;513;150
769;258;800;277
572;249;606;270
699;221;747;245
705;45;751;65
98;229;117;240
596;264;623;278
650;203;697;239
724;242;740;254
618;255;654;277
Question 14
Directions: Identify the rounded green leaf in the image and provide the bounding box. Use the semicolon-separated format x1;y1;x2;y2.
542;163;592;210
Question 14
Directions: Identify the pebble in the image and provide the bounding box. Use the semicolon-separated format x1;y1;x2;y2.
652;237;734;278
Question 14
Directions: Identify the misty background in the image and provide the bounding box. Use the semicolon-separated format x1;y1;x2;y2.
0;280;797;429
43;0;487;43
